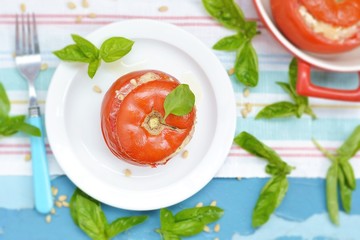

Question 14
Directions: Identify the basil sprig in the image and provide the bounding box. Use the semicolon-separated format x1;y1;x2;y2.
70;188;148;240
313;125;360;225
156;206;224;240
53;35;134;79
164;84;195;119
256;58;316;119
234;131;294;227
202;0;259;87
0;83;40;137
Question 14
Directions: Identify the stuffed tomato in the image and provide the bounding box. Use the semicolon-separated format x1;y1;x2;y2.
101;70;196;167
271;0;360;53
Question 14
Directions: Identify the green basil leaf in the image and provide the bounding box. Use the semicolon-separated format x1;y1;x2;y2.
234;132;284;165
170;220;204;237
202;0;246;30
338;168;352;213
71;34;99;60
212;34;245;51
0;115;27;136
100;37;134;63
304;106;317;119
326;163;339;225
53;44;92;63
288;58;297;92
256;101;297;119
105;216;147;238
0;83;10;118
164;84;195;119
265;163;292;176
158;230;181;240
174;206;224;225
244;21;258;39
252;175;288;227
160;208;175;231
337;125;360;162
312;138;336;161
339;162;356;190
234;41;258;87
88;58;101;79
18;122;41;137
69;188;108;239
276;82;297;103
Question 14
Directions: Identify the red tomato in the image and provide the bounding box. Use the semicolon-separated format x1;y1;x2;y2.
271;0;360;53
101;70;196;167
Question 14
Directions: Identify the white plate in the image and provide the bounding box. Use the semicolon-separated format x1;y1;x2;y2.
45;19;236;210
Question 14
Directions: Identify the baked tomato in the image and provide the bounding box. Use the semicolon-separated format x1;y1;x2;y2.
101;70;196;167
271;0;360;53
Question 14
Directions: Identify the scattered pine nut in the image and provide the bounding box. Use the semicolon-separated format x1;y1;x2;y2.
158;6;169;12
243;88;250;97
55;201;63;208
88;12;97;18
45;214;52;223
62;201;70;207
24;153;31;161
20;3;26;13
214;223;220;232
227;67;234;75
93;85;102;93
124;168;132;177
195;202;203;208
241;108;248;118
245;102;253;113
75;15;83;23
130;79;137;86
210;200;217;206
203;225;210;232
58;195;67;202
181;150;189;159
40;63;48;71
82;0;89;8
67;2;76;9
214;238;220;240
51;187;58;196
50;208;56;215
236;176;242;180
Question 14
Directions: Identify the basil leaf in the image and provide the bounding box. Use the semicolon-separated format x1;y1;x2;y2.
339;162;356;190
234;132;283;165
100;37;134;63
164;84;195;119
326;164;339;225
265;163;292;176
235;41;258;87
174;206;224;225
338;168;352;213
53;44;92;63
202;0;246;30
213;34;245;51
244;21;258;39
255;101;297;119
304;106;317;119
105;216;147;238
71;34;99;60
276;82;297;103
0;83;10;118
252;175;288;227
88;59;101;79
337;125;360;162
69;188;108;239
288;58;297;92
0;115;29;136
18;122;41;137
170;220;204;237
160;208;175;231
159;230;181;240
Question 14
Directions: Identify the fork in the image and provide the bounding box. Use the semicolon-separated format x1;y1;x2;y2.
15;13;53;214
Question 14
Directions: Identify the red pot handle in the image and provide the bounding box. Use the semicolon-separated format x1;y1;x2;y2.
296;59;360;102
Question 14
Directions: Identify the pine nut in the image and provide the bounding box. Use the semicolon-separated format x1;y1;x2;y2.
67;2;76;9
93;85;102;93
181;150;189;159
158;6;169;12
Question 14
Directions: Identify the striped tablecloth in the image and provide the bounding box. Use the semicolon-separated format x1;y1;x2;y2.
1;0;360;185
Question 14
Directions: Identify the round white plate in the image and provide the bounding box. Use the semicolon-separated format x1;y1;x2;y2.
46;19;236;210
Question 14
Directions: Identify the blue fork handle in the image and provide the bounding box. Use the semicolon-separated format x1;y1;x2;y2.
28;116;53;214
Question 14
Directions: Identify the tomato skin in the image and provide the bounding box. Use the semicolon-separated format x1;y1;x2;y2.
271;0;360;53
101;70;196;166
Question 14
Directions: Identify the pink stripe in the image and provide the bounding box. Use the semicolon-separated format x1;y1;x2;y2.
0;143;51;148
0;151;53;155
231;145;338;151
228;153;360;158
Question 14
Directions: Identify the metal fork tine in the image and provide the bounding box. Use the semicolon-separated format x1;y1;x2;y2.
27;14;33;54
15;14;20;55
32;13;40;54
21;14;26;54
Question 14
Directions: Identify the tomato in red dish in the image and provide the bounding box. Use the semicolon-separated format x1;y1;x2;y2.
271;0;360;53
101;70;196;167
